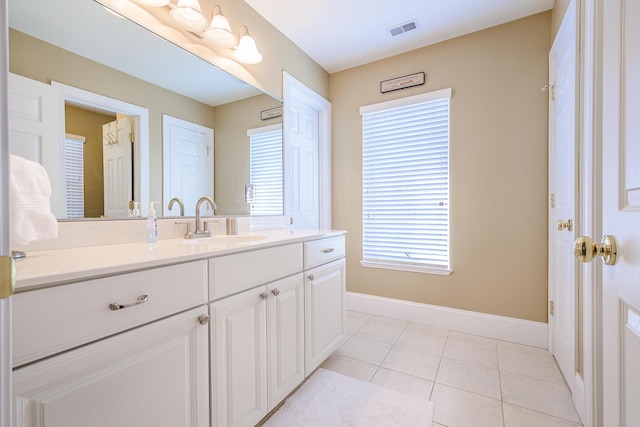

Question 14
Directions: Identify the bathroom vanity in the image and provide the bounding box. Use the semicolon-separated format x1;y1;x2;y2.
11;229;346;427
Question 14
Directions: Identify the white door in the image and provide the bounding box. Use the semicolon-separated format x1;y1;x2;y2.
548;0;578;394
8;73;62;217
286;90;319;229
12;307;210;427
102;117;133;218
210;287;267;427
600;0;640;424
162;115;213;216
283;72;332;229
1;1;13;424
266;274;304;409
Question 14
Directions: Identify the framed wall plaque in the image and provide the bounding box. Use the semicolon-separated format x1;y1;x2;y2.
380;72;425;93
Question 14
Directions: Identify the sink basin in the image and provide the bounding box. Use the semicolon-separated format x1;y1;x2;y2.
181;234;268;246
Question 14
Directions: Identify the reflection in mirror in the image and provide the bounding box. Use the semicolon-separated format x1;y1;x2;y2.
8;0;284;220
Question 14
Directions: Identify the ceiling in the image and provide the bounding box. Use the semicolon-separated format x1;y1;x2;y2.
244;0;555;73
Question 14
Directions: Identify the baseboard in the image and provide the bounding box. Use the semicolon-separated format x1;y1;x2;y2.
346;292;548;349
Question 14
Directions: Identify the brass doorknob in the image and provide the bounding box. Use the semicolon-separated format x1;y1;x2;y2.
557;219;573;231
573;235;618;265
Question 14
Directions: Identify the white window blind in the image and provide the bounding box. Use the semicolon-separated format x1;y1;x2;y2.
248;125;283;215
360;88;451;274
64;133;85;219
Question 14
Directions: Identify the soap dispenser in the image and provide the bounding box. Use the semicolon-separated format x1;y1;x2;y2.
147;202;159;243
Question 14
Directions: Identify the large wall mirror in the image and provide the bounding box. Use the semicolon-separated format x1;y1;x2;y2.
8;0;284;220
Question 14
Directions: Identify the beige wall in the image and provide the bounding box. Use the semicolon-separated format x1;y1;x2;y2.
330;12;551;323
552;0;572;38
213;94;283;214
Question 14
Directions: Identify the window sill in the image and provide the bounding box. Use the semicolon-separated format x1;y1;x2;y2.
360;260;452;276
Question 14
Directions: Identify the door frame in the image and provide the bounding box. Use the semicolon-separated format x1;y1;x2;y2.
0;0;12;425
52;82;150;217
283;72;332;229
576;0;602;425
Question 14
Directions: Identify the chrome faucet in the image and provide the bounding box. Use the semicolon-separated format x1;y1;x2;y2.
192;196;217;238
167;197;184;216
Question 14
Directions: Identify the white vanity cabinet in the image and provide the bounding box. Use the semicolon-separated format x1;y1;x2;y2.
304;235;347;375
209;244;305;427
12;261;210;427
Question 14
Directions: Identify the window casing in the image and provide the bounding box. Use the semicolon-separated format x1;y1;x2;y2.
360;88;452;275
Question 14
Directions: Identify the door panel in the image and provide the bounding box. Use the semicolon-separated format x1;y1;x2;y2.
102;117;133;218
8;73;62;217
549;0;578;393
601;0;640;425
162;115;213;216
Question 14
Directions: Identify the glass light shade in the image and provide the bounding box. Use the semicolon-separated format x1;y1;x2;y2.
234;34;263;64
137;0;171;6
204;14;236;48
170;0;207;33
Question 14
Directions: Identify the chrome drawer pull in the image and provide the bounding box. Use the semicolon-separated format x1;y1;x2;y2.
322;248;335;254
109;294;149;311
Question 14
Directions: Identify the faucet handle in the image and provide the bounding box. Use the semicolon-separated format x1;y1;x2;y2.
202;218;219;237
176;220;194;239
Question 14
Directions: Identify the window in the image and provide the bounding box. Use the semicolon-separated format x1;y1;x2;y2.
248;124;283;215
360;88;452;275
64;133;85;219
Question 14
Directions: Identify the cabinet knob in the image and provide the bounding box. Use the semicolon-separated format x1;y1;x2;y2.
198;314;210;325
260;291;269;300
271;288;280;296
307;274;314;281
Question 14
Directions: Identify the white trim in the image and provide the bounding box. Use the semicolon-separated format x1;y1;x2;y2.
579;0;602;426
64;133;86;144
51;81;150;217
283;72;332;229
247;123;281;136
360;260;452;276
359;88;452;115
346;292;548;348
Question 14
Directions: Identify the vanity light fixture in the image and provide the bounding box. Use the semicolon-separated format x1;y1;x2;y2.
234;25;263;64
204;5;236;48
170;0;208;33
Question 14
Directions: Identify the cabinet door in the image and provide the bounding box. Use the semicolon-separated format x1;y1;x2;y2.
305;258;346;376
13;307;210;427
267;274;305;409
211;287;267;427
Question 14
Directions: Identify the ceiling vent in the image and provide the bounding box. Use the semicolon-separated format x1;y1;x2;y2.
388;19;419;37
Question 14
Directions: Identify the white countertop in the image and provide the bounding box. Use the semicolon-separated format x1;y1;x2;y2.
15;229;344;291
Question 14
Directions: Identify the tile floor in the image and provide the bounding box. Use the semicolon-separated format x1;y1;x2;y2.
319;311;583;427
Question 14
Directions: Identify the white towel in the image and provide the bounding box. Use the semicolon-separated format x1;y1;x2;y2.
10;155;58;245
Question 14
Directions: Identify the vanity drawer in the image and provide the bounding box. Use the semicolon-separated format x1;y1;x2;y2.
304;235;346;269
209;243;303;300
13;260;208;367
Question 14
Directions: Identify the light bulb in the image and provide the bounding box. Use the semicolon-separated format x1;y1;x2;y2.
205;11;235;48
170;0;207;33
234;32;262;64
